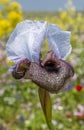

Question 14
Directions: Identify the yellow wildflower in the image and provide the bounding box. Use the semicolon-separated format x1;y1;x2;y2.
8;11;22;21
0;19;11;38
0;19;10;29
0;11;2;17
6;57;15;67
11;2;21;9
0;0;10;4
61;12;67;20
0;30;4;38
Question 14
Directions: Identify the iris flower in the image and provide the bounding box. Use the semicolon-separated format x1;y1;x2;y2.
6;20;74;93
6;20;74;129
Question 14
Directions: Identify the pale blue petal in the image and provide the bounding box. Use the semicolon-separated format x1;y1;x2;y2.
46;24;72;59
6;20;47;63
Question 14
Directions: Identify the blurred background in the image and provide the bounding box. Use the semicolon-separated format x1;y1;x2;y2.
0;0;84;130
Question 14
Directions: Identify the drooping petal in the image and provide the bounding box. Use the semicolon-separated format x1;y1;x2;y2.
46;24;72;59
6;20;47;63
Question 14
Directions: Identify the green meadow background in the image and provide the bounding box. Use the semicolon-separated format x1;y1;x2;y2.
0;0;84;130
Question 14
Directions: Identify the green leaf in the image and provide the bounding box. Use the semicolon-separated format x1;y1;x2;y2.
38;87;53;130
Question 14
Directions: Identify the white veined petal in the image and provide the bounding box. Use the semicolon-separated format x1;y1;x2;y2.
6;20;47;64
46;24;72;59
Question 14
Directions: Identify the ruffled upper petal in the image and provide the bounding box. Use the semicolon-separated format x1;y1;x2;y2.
6;20;47;63
46;23;72;59
6;20;72;68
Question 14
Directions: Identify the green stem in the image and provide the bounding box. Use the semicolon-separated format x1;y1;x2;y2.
38;87;53;130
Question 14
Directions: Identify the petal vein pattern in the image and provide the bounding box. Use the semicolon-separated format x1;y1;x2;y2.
6;20;47;63
46;24;71;59
6;20;72;65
